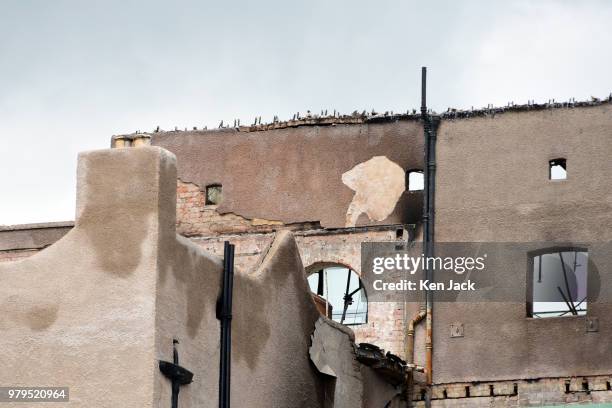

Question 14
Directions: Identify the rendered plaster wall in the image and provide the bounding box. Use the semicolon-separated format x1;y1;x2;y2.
0;248;39;262
0;145;344;408
433;104;612;385
155;225;328;408
229;231;326;407
154;232;223;408
152;121;424;230
0;147;174;408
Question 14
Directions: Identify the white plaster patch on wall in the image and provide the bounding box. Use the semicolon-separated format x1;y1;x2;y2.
342;156;405;227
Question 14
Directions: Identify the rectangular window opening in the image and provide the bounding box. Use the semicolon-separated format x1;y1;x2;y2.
205;184;223;205
528;248;588;318
407;170;424;191
549;158;567;180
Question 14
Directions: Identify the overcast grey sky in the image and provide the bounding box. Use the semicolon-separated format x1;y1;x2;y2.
1;0;611;225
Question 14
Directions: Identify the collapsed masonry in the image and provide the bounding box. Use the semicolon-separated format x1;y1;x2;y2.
2;98;612;406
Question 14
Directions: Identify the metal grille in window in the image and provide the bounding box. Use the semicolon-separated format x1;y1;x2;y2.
528;248;588;318
205;184;222;205
307;266;368;325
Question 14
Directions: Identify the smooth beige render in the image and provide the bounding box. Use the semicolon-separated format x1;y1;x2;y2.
0;145;335;408
0;146;205;408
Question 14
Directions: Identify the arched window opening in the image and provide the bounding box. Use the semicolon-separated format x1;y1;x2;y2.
406;169;424;192
307;266;368;325
528;247;588;318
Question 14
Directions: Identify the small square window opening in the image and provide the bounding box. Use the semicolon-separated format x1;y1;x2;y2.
407;170;424;191
205;184;223;205
549;158;567;180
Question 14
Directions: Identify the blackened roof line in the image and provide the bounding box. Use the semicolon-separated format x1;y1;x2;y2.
115;94;612;138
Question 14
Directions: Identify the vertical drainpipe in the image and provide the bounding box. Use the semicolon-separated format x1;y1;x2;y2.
421;67;439;401
219;241;235;408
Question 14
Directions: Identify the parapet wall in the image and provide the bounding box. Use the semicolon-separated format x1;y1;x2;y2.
0;147;175;408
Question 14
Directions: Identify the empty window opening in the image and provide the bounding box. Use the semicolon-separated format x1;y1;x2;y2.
307;266;368;325
582;380;589;392
205;184;223;205
549;158;567;180
528;248;588;318
406;170;424;191
396;228;404;239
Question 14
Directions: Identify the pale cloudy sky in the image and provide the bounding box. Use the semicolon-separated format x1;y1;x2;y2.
1;0;611;225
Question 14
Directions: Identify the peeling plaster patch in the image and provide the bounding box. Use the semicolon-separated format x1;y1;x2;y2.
342;156;405;227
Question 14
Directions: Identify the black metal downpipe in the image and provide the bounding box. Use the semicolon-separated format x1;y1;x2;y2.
218;241;235;408
421;66;439;407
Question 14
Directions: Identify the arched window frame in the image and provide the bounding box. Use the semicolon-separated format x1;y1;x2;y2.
306;264;368;326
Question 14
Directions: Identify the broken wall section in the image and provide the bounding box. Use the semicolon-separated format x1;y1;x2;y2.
310;317;404;408
151;120;424;232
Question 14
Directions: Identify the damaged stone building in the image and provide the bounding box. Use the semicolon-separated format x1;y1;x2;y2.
1;95;612;407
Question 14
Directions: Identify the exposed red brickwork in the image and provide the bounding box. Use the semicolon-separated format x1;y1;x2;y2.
352;302;406;357
177;180;291;236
